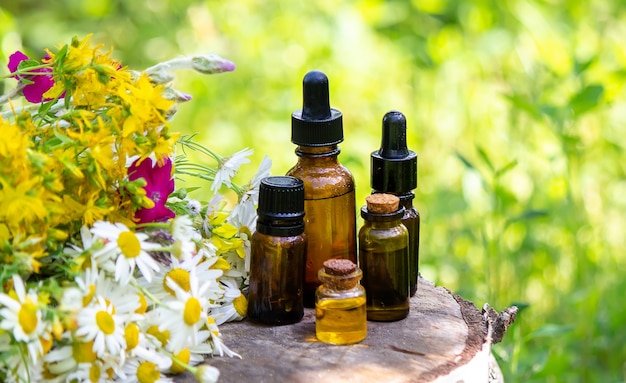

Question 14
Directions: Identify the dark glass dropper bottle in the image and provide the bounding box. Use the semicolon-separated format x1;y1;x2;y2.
286;70;357;307
247;176;307;324
371;111;420;297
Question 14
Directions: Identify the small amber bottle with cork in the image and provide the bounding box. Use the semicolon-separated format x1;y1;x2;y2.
358;193;410;321
315;259;367;345
247;176;307;325
286;70;357;307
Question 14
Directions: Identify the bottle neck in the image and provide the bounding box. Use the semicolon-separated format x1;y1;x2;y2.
295;145;340;159
398;192;415;208
257;220;305;236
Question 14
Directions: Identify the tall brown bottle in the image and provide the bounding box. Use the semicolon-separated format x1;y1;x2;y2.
286;70;357;307
371;111;420;297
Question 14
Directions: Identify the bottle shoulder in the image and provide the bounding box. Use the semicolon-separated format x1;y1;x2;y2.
358;223;408;245
286;163;355;198
252;231;307;246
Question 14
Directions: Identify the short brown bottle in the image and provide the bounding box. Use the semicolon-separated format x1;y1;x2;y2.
358;193;410;321
247;176;307;325
286;70;357;307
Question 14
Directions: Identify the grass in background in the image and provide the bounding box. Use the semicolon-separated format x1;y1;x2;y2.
2;0;625;381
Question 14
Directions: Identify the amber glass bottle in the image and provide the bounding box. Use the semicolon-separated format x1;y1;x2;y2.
286;70;357;307
358;193;410;321
247;176;307;325
371;111;420;297
316;259;367;345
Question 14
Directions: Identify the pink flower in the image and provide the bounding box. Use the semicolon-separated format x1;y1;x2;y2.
8;51;56;103
128;157;176;223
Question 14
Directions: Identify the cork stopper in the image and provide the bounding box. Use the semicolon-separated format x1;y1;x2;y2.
319;259;361;290
365;193;399;214
323;259;357;276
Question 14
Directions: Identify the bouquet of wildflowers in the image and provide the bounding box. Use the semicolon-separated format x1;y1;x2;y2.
0;35;270;383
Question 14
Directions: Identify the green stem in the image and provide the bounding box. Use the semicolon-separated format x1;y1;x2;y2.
0;84;25;104
178;138;221;163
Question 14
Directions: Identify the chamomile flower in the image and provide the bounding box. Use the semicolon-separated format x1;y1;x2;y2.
170;215;195;242
211;147;253;192
168;215;198;259
139;252;222;303
64;225;117;274
235;154;271;206
0;275;46;345
158;271;217;351
0;333;43;383
210;279;247;325
75;297;126;357
91;221;161;283
203;316;240;358
42;344;79;380
65;360;111;383
74;266;142;320
117;356;173;383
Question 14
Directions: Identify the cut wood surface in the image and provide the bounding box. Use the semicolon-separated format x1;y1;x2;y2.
176;278;504;383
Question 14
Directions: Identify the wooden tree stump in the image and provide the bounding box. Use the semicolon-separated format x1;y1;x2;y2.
176;278;510;383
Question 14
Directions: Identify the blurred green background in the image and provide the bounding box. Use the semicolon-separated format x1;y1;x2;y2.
1;0;625;381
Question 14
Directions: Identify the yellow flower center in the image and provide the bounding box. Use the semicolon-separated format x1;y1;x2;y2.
95;310;115;335
90;363;101;383
170;348;191;374
83;284;96;307
137;361;161;383
73;341;97;363
118;231;141;258
41;362;58;379
18;301;38;334
146;325;169;347
40;335;53;355
125;323;140;350
135;293;148;314
233;294;248;317
183;297;202;325
206;316;220;337
163;268;190;296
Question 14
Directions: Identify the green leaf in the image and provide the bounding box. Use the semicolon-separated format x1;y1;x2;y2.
53;129;75;145
455;152;475;170
506;210;548;226
504;93;541;120
477;146;495;173
568;84;604;117
539;104;562;123
37;100;57;119
573;57;595;75
495;159;518;177
17;59;40;72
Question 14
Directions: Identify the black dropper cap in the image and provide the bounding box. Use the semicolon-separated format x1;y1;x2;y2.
291;70;343;146
371;111;418;193
257;176;305;236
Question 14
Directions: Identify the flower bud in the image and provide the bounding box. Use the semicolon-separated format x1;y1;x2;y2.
146;66;175;84
195;365;220;383
162;87;193;103
191;54;236;74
